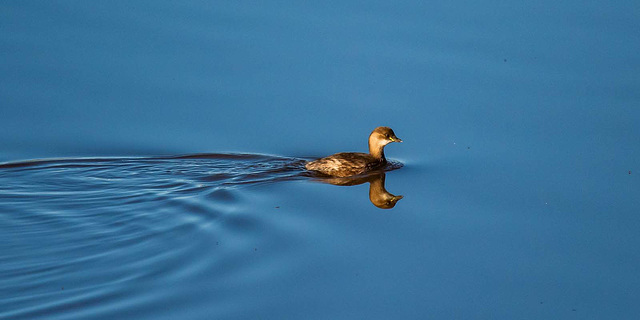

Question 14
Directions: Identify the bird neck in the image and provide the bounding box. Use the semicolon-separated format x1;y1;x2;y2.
368;141;386;160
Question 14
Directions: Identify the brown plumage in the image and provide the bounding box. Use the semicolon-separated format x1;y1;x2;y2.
305;127;402;177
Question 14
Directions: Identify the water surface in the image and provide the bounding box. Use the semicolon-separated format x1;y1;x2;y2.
1;1;639;319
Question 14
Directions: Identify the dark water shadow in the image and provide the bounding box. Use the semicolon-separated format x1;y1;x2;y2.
0;153;308;186
304;161;405;209
0;154;404;209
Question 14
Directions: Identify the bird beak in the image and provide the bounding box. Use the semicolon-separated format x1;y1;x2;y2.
390;136;403;143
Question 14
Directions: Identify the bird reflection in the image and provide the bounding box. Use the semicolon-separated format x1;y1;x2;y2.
312;171;403;209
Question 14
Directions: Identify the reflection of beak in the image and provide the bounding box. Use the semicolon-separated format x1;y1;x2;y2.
390;136;403;143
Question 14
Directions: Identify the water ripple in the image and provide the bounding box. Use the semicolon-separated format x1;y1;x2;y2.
0;153;306;319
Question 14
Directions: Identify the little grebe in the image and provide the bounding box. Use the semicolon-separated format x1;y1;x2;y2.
305;126;402;177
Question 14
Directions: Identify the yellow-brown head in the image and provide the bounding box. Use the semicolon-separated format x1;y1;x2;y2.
368;126;402;158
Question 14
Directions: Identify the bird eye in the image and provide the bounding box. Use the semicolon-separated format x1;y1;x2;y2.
385;134;390;138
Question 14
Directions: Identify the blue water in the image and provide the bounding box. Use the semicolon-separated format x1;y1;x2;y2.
2;1;639;319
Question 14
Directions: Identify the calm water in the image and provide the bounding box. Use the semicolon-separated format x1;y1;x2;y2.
1;1;639;319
